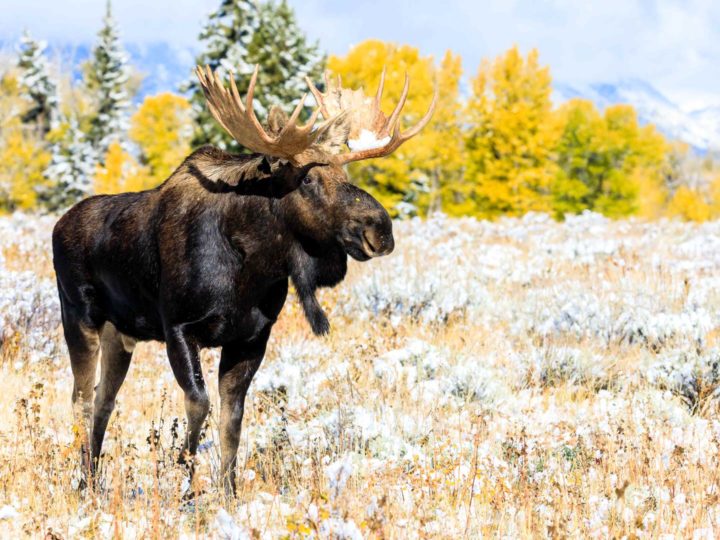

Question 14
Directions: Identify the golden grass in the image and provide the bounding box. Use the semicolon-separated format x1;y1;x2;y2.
1;214;719;538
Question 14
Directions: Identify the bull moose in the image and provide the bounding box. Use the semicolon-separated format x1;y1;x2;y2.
52;64;436;495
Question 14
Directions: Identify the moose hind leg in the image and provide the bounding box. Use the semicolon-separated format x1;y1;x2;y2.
63;310;101;478
91;323;134;469
165;326;210;472
218;327;270;497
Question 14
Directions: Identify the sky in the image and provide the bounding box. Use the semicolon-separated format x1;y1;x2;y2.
1;0;718;110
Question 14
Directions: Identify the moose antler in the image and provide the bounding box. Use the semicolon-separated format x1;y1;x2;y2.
197;64;437;165
305;67;438;165
196;64;331;163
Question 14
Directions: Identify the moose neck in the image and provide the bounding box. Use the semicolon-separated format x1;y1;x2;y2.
219;178;349;336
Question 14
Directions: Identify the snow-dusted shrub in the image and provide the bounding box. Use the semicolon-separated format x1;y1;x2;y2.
526;347;610;389
251;339;332;411
338;214;496;325
646;349;720;410
442;361;505;402
0;271;60;360
373;339;445;386
526;285;713;351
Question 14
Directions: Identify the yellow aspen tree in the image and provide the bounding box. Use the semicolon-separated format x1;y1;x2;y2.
552;99;669;219
0;119;50;211
130;93;193;187
94;141;146;195
426;51;467;216
667;186;711;222
595;105;667;217
709;174;720;218
465;46;557;218
0;71;49;211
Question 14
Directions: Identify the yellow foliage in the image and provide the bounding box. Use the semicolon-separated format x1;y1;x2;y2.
429;51;468;216
94;142;147;195
551;99;669;219
667;186;712;222
464;46;557;218
328;40;454;216
0;118;49;211
709;175;720;216
632;168;668;219
130;93;192;188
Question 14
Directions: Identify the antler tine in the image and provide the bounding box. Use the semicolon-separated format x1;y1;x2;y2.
296;106;322;136
281;93;308;136
305;75;330;119
375;66;386;107
197;65;232;135
383;72;409;133
244;65;274;145
397;82;438;140
228;72;246;113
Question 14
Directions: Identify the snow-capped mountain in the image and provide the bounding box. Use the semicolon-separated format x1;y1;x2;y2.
554;79;720;152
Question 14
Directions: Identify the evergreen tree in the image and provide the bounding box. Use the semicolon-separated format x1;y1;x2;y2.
40;118;97;210
86;1;131;157
251;0;325;116
185;0;324;150
16;30;59;137
184;0;260;150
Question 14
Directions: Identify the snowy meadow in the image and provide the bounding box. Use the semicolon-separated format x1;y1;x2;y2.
1;212;720;538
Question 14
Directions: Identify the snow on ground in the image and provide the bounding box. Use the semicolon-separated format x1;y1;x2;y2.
1;211;720;537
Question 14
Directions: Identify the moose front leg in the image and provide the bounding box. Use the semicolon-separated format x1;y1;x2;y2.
218;327;270;497
165;326;210;477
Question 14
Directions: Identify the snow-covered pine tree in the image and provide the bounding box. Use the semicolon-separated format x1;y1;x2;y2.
252;0;325;116
86;1;131;157
16;30;59;137
184;0;261;150
40;118;97;211
185;0;325;151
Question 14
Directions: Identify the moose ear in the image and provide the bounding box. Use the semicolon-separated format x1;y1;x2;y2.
257;155;272;175
269;160;324;195
268;159;303;194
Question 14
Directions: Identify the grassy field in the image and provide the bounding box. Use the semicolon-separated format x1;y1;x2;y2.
1;211;719;538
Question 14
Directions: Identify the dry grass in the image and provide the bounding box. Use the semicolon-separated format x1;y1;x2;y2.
1;212;720;538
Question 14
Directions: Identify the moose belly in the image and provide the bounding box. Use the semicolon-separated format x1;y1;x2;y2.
185;307;271;347
183;279;290;347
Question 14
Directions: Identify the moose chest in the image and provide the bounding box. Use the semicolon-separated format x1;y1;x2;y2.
158;230;291;347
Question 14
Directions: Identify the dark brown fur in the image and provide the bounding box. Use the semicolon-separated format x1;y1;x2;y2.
53;145;394;496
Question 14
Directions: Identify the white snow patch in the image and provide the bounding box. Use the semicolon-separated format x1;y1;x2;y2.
347;129;391;151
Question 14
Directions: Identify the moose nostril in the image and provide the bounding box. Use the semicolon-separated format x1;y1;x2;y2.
363;230;380;253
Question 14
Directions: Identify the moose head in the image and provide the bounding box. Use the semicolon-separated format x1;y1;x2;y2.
196;65;437;262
